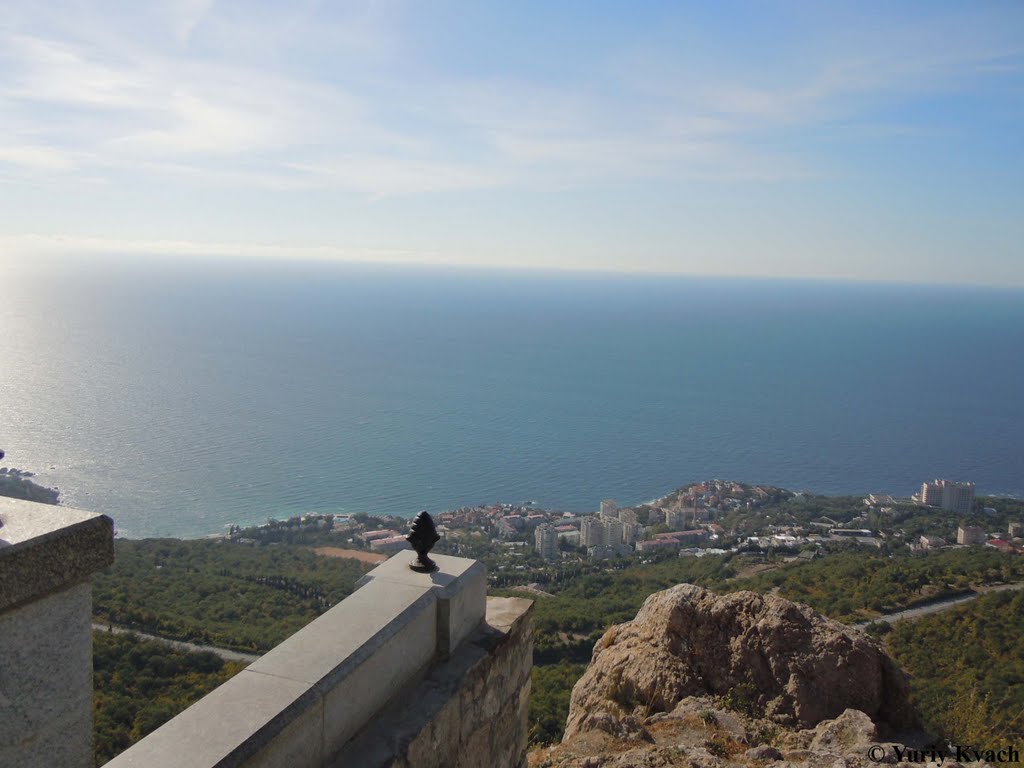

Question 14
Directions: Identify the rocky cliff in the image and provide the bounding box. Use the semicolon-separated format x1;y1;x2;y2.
530;585;942;768
565;584;917;737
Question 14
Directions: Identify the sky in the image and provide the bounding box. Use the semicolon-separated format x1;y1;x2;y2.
0;1;1022;284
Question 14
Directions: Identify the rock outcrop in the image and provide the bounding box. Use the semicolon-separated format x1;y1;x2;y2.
531;698;936;768
564;584;918;740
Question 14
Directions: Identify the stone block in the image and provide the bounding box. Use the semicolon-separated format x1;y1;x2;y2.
0;499;114;768
0;582;93;768
356;550;486;656
247;580;435;688
105;669;322;768
0;498;113;612
319;586;438;756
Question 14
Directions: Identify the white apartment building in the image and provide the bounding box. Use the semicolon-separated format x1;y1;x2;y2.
534;524;559;560
920;480;976;515
599;499;619;519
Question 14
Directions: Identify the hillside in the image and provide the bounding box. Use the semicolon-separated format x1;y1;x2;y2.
885;590;1024;747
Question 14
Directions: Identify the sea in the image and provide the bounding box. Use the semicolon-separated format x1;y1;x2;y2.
1;255;1022;539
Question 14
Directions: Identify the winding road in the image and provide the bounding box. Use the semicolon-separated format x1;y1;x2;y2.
851;581;1024;630
91;622;262;664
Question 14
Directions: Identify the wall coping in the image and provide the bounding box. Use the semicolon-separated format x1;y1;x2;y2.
105;551;488;768
0;497;114;612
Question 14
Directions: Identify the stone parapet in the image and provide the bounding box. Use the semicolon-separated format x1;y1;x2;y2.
0;497;114;611
334;595;535;768
0;497;115;768
355;550;488;658
105;551;522;768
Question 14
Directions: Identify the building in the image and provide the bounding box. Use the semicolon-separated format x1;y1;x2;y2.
664;509;687;531
1009;521;1024;538
957;524;987;545
864;494;895;507
604;518;625;546
369;535;410;555
557;529;580;547
587;542;633;560
599;499;619;519
619;508;639;526
580;516;606;548
919;479;975;515
636;538;680;553
916;534;946;551
986;538;1023;554
360;529;401;544
534;524;559;560
622;522;639;546
579;514;635;551
675;529;707;546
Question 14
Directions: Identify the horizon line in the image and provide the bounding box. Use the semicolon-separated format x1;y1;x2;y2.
2;234;1022;291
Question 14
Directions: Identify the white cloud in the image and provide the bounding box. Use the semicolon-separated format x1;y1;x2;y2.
112;91;277;155
3;1;1016;195
2;35;150;108
0;143;76;171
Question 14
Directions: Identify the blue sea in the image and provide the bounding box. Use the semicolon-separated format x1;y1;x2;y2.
2;256;1022;538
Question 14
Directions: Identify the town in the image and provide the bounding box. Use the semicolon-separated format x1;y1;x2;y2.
224;478;1024;589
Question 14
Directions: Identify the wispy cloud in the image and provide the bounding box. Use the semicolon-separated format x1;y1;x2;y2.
0;1;1021;282
0;232;442;265
2;1;1019;194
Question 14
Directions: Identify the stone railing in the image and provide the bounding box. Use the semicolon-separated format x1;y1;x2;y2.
106;549;534;768
0;496;115;768
0;496;533;768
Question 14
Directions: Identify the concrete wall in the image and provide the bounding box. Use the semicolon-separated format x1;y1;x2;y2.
106;550;533;768
0;498;115;768
335;596;534;768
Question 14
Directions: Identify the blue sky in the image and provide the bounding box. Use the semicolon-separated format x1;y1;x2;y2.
0;1;1022;284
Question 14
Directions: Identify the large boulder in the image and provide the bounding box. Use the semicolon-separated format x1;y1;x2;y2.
564;584;917;739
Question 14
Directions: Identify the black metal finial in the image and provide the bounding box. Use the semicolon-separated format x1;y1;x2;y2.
406;510;440;572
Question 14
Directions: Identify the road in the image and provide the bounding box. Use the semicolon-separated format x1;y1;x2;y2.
851;581;1024;630
91;580;1024;656
91;623;261;664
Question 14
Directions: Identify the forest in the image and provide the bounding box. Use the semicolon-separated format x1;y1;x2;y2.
93;631;246;765
885;590;1024;747
92;539;371;652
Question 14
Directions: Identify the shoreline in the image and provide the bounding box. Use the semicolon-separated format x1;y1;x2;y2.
96;481;1024;541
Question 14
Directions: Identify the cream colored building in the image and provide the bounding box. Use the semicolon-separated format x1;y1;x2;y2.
957;524;986;545
920;479;975;515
